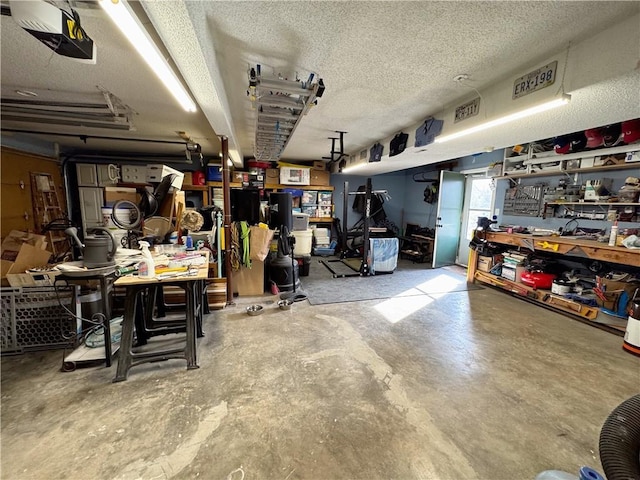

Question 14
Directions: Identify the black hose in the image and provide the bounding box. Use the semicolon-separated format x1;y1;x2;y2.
599;394;640;480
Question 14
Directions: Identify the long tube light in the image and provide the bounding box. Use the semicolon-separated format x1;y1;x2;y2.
99;0;197;113
341;162;368;174
435;94;571;143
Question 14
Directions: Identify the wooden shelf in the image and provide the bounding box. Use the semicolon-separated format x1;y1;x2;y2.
182;185;208;191
207;181;334;191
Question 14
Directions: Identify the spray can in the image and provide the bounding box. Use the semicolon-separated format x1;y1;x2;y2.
608;221;618;247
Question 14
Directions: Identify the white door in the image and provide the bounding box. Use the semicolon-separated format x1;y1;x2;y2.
457;176;495;267
432;171;465;268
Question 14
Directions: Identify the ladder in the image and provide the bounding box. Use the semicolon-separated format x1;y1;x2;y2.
248;65;325;161
30;172;68;260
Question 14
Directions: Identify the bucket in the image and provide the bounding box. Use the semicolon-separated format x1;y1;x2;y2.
292;229;313;255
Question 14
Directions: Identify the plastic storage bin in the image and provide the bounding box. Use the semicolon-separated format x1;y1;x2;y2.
292;213;310;231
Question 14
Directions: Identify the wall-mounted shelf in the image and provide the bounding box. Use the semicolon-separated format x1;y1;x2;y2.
546;201;640;206
499;143;639;179
500;162;640;180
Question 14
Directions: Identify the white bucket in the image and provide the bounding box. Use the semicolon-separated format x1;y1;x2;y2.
292;229;313;255
102;207;134;229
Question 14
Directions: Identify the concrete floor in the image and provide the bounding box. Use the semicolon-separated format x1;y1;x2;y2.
2;264;639;480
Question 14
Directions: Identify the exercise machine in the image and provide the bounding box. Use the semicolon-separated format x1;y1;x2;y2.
320;178;390;278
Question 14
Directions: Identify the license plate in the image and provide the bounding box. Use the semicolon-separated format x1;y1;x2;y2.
513;61;557;99
454;97;480;123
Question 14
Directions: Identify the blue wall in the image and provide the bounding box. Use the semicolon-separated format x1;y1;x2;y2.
331;172;406;231
331;148;638;237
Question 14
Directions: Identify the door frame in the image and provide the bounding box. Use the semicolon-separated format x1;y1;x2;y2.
457;167;495;267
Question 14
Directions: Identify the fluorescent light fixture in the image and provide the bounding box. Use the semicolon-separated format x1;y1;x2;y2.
435;94;571;143
341;162;368;174
99;0;197;113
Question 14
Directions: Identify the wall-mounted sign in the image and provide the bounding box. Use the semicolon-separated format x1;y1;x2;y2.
513;61;557;99
454;97;480;123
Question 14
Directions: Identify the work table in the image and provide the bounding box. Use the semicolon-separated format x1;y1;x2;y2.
468;232;639;281
466;231;639;334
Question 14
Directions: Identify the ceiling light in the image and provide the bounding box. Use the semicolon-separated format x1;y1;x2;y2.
341;162;368;174
99;0;197;113
435;94;571;143
15;89;38;97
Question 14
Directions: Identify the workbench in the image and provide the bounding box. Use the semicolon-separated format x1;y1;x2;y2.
112;253;209;382
467;232;640;333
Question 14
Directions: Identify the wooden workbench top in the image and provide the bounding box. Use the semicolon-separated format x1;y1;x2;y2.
483;231;639;266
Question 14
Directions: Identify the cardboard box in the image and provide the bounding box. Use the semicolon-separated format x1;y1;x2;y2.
280;167;311;185
1;231;51;285
477;255;494;272
146;164;184;188
104;186;138;206
232;260;265;296
594;153;626;166
183;172;193;185
232;171;248;183
312;161;326;171
309;169;330;186
501;264;525;282
266;168;280;183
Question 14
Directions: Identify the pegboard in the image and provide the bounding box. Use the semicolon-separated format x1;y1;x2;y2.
1;286;80;354
503;184;545;217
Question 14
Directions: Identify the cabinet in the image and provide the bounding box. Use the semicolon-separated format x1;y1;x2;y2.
76;163;98;186
78;187;104;233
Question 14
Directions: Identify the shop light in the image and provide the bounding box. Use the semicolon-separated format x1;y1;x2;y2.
435;94;571;143
341;162;368;174
99;0;197;113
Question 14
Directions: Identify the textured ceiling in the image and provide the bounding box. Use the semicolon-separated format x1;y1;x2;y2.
144;0;640;173
2;1;639;174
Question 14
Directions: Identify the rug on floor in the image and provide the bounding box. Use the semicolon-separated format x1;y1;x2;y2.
301;257;482;305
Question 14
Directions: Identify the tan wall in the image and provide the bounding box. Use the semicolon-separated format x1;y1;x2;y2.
0;147;65;240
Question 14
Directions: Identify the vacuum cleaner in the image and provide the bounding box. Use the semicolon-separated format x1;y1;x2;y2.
623;288;640;356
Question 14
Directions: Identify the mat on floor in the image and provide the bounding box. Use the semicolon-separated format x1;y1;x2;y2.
302;257;482;305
